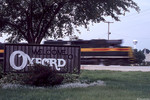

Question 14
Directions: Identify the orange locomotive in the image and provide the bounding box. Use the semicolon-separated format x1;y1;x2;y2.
0;43;4;62
0;39;134;65
44;39;134;65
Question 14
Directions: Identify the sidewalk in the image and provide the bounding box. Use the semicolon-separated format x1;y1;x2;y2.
81;65;150;72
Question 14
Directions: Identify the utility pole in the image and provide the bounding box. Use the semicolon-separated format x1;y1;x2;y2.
0;33;2;37
105;21;113;40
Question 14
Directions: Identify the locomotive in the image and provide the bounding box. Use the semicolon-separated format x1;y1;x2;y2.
44;39;134;65
0;39;134;65
0;43;4;62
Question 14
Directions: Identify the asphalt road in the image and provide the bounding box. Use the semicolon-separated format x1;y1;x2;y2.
81;65;150;72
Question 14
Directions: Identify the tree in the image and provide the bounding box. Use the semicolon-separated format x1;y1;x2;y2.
133;49;145;65
142;48;150;54
0;0;140;44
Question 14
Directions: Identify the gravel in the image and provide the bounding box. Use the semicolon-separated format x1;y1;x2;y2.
58;80;105;89
0;80;105;89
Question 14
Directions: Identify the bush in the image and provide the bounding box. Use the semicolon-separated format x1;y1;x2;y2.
62;74;79;83
24;64;64;86
0;62;27;85
0;73;25;85
0;64;80;87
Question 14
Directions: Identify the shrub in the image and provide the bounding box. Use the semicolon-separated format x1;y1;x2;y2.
0;62;26;85
0;64;80;87
0;73;25;85
24;64;64;86
62;74;79;83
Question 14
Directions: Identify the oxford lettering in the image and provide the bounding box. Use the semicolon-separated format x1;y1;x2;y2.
10;51;66;71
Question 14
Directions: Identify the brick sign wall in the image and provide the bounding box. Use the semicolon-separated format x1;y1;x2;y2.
4;44;80;74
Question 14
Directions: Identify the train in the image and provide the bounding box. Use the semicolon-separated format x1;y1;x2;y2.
44;39;134;65
0;43;4;62
0;39;134;65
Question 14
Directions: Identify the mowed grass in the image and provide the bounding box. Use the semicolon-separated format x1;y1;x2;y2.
0;70;150;100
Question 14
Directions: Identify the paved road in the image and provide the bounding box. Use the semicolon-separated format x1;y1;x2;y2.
81;65;150;72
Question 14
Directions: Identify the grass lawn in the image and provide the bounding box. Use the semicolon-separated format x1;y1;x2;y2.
0;70;150;100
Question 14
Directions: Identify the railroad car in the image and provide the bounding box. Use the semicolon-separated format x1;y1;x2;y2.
44;39;134;65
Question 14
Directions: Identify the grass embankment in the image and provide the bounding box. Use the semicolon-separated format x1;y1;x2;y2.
0;70;150;100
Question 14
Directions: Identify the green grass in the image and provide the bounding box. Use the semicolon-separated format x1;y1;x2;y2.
0;70;150;100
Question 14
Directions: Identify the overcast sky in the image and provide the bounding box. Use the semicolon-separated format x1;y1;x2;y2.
74;0;150;50
0;0;150;50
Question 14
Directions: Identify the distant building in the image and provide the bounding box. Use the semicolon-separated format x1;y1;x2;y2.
143;48;150;62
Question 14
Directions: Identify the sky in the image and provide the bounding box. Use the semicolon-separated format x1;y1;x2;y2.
73;0;150;50
0;0;150;50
